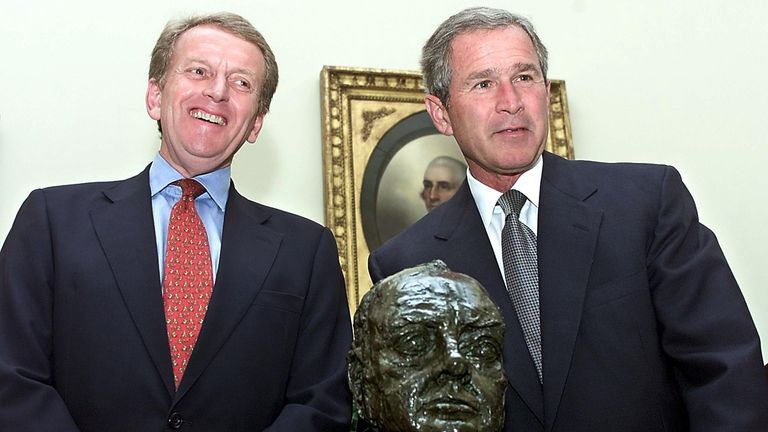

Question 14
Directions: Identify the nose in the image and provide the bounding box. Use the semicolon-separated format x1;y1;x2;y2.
439;338;470;382
495;82;523;115
428;187;440;201
204;75;229;102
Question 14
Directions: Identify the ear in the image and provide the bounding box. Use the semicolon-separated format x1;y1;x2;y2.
347;347;365;411
146;78;162;121
424;94;453;136
246;114;265;143
545;80;552;105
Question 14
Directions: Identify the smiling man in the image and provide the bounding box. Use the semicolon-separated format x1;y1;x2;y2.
0;12;352;431
369;6;768;432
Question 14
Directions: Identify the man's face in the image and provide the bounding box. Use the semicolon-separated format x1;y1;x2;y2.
146;25;265;178
421;165;461;211
363;277;506;432
425;26;550;192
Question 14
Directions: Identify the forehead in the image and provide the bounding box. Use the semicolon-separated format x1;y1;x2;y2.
449;26;539;77
424;165;456;180
172;25;265;71
376;276;498;323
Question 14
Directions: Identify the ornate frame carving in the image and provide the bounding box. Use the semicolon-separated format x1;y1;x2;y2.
321;66;573;313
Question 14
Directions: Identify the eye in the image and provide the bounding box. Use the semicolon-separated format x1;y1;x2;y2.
513;73;542;88
232;78;252;91
462;336;502;363
189;67;206;76
474;80;493;89
392;328;435;356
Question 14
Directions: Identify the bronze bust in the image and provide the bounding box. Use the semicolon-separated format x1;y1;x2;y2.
348;260;506;432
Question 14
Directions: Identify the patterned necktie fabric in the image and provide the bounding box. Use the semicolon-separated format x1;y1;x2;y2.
163;179;213;388
498;189;542;383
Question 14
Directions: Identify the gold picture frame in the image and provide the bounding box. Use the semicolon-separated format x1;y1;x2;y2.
320;65;573;313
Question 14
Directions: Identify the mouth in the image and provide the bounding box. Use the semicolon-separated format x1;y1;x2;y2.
494;126;528;135
191;109;227;126
425;397;478;419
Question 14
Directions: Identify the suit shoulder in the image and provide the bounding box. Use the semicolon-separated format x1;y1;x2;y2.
28;177;133;209
371;203;447;266
562;157;671;176
236;197;329;236
545;153;679;191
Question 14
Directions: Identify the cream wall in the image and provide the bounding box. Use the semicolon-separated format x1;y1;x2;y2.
1;0;766;359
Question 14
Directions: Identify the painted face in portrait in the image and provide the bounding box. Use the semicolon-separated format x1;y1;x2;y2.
146;25;266;178
425;26;550;192
421;157;466;212
349;261;506;432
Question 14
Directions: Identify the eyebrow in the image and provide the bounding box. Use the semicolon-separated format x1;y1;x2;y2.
185;57;259;79
465;62;541;82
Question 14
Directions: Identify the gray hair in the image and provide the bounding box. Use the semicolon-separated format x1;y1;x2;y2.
421;7;548;106
149;12;278;117
425;155;467;183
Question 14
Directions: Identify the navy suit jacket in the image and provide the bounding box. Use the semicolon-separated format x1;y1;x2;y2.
369;151;768;431
0;167;352;431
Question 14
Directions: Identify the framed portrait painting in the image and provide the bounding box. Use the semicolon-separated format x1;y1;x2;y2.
320;66;573;313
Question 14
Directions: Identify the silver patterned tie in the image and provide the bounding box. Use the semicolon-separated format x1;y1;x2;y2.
498;189;542;383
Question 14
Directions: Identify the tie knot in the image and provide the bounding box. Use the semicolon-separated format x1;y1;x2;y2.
498;189;528;217
175;179;206;199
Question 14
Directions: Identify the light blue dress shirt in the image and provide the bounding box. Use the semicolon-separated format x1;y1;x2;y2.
149;154;230;284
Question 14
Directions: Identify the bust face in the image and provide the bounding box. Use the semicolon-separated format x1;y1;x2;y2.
351;266;506;432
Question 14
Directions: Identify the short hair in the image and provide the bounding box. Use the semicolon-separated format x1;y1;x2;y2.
421;7;548;106
149;12;278;117
425;155;467;184
352;260;473;355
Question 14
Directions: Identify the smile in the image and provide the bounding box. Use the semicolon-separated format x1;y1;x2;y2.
191;110;227;126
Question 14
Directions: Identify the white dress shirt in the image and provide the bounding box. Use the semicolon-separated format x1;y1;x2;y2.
466;155;543;285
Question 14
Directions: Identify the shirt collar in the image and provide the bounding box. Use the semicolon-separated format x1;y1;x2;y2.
467;154;543;228
149;153;231;211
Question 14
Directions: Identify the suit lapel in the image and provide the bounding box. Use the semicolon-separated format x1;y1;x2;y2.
174;185;282;400
538;152;602;431
435;183;545;423
90;167;176;396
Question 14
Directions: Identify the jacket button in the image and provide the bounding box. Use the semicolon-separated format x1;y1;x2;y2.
168;412;184;429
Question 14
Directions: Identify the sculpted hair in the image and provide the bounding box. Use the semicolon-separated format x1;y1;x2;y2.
421;6;548;106
149;12;278;116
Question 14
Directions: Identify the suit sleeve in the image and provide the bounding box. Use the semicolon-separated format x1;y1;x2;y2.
368;250;385;284
0;190;81;431
264;228;353;431
648;167;768;430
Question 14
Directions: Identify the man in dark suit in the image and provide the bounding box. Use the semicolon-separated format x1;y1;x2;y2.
0;12;352;431
369;7;768;431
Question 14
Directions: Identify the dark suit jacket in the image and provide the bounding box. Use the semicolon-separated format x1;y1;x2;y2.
0;167;352;431
369;151;768;431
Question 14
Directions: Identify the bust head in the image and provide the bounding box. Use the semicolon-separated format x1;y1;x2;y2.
349;261;506;432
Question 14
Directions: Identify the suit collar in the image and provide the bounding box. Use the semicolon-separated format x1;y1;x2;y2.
92;166;176;396
434;152;603;429
173;185;281;401
93;170;282;401
433;184;545;423
539;152;602;431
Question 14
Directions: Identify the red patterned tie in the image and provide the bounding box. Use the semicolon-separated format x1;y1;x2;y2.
163;179;213;388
